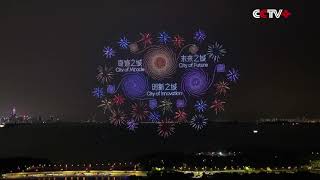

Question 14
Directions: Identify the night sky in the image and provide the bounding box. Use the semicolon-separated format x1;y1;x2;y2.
0;1;318;121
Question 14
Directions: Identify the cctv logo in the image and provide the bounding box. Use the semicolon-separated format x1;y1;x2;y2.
253;9;291;19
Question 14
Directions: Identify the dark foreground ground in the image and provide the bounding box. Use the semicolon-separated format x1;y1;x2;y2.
1;122;320;179
1;122;319;161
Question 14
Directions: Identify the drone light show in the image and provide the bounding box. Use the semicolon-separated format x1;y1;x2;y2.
93;29;240;138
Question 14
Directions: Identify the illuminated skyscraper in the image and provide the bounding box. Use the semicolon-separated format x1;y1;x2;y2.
12;107;16;117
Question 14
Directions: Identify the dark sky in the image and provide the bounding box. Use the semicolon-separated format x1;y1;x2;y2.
0;0;318;120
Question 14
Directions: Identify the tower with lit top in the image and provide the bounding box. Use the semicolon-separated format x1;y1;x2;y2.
12;107;16;117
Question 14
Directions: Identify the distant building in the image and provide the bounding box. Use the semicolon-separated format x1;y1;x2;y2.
12;107;16;116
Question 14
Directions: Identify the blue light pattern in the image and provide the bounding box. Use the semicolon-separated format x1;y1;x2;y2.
92;87;105;99
149;111;160;122
103;46;115;58
127;119;138;131
118;37;130;49
149;99;158;110
227;68;240;82
194;29;206;43
194;99;208;112
216;64;226;73
158;32;171;44
176;99;186;108
106;85;116;94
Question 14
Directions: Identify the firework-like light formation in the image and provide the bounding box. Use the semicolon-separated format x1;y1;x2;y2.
112;94;125;105
194;29;206;43
194;99;208;112
172;35;185;48
121;73;148;99
143;46;177;80
181;68;210;97
97;65;115;84
109;108;126;126
210;99;226;114
127;119;138;131
118;36;130;49
93;30;240;137
215;81;230;95
159;98;173;114
149;111;161;122
190;114;208;130
207;42;226;62
139;33;152;47
227;68;240;82
158;119;175;138
158;32;171;44
131;102;149;121
92;87;105;99
174;110;187;123
98;98;113;113
103;46;115;58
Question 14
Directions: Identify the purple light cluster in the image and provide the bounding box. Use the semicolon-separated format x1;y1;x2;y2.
121;73;148;99
181;69;209;97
